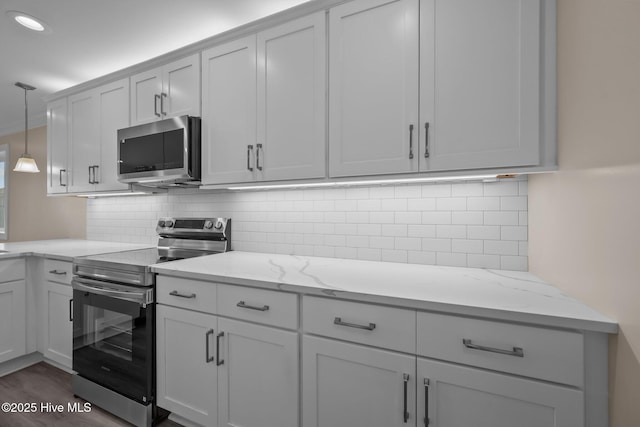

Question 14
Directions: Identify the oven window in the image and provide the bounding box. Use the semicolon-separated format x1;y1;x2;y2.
85;305;134;362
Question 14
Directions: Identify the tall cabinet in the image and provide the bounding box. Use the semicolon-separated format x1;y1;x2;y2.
46;98;69;194
201;12;326;185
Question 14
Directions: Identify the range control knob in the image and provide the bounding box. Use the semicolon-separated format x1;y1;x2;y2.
165;220;174;228
204;220;214;229
214;221;224;230
158;220;165;227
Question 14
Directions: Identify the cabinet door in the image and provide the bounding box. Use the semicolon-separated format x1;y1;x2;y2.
162;54;200;119
329;0;419;178
68;90;98;192
46;98;69;194
257;12;326;182
218;318;298;427
303;335;416;427
420;0;541;171
156;305;218;427
201;36;257;185
130;67;162;125
43;282;72;368
0;280;26;364
417;358;583;427
95;78;130;192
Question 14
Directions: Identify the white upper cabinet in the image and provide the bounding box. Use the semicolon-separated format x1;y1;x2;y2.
46;98;69;194
67;78;130;193
420;0;542;171
130;54;200;125
202;12;326;185
329;0;419;178
257;12;326;182
67;90;98;193
202;36;258;185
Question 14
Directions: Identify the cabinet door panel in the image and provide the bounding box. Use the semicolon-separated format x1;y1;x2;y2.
130;69;162;126
258;12;326;181
47;99;68;194
201;36;257;184
43;282;72;367
329;0;419;177
68;90;98;192
156;305;217;427
218;318;298;427
417;358;583;427
303;335;415;427
0;280;26;364
162;54;200;118
420;0;540;171
96;78;129;191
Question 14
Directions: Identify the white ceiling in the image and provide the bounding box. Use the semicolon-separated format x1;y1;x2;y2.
0;0;310;137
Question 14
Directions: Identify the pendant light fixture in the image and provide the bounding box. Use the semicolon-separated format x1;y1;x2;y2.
13;82;40;173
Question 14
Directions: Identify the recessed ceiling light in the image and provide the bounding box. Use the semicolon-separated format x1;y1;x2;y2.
6;11;52;34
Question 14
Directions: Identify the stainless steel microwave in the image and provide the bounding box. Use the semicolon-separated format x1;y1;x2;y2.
117;115;201;187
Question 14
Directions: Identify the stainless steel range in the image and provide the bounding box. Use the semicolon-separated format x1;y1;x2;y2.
71;217;230;427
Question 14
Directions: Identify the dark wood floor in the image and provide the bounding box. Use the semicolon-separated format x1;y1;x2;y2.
0;362;182;427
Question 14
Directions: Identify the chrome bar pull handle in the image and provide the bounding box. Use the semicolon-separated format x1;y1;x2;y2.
59;169;67;186
160;93;167;116
333;317;376;331
424;122;430;158
216;332;224;366
237;301;269;311
69;299;73;322
154;94;161;117
409;124;414;159
169;290;196;299
247;145;254;171
403;373;410;423
424;378;430;426
205;329;214;363
49;270;67;275
88;166;93;184
462;338;524;358
93;165;99;184
256;143;263;171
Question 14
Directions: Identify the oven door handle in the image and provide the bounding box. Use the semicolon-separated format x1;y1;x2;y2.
72;278;151;306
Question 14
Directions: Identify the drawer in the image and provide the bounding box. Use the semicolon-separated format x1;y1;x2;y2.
45;259;72;284
217;284;298;330
303;296;415;353
157;276;217;314
417;311;584;387
0;258;25;283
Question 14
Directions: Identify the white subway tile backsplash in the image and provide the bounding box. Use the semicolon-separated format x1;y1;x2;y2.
87;178;529;271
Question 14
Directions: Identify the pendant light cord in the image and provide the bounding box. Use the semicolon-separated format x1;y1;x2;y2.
23;87;28;154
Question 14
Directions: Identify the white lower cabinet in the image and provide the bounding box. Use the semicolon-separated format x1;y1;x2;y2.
217;317;298;427
302;335;416;427
416;358;584;427
156;305;218;426
42;282;73;367
155;277;299;427
0;259;26;364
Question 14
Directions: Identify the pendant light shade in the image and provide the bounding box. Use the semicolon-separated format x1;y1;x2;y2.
14;82;40;173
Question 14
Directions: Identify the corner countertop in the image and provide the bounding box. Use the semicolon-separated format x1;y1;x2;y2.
151;251;618;334
0;239;153;261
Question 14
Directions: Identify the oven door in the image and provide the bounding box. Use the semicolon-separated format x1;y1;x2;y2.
72;277;154;404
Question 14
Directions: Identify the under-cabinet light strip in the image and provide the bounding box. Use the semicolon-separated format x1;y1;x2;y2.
75;191;149;198
226;174;503;191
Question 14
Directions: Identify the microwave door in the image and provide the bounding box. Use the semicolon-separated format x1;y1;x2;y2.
119;133;164;175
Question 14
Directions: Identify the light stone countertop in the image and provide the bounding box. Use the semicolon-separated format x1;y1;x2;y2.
151;251;618;334
0;239;153;261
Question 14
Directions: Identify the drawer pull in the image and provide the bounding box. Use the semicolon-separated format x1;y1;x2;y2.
49;270;67;275
462;338;524;358
170;290;196;299
236;301;269;311
334;317;376;331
